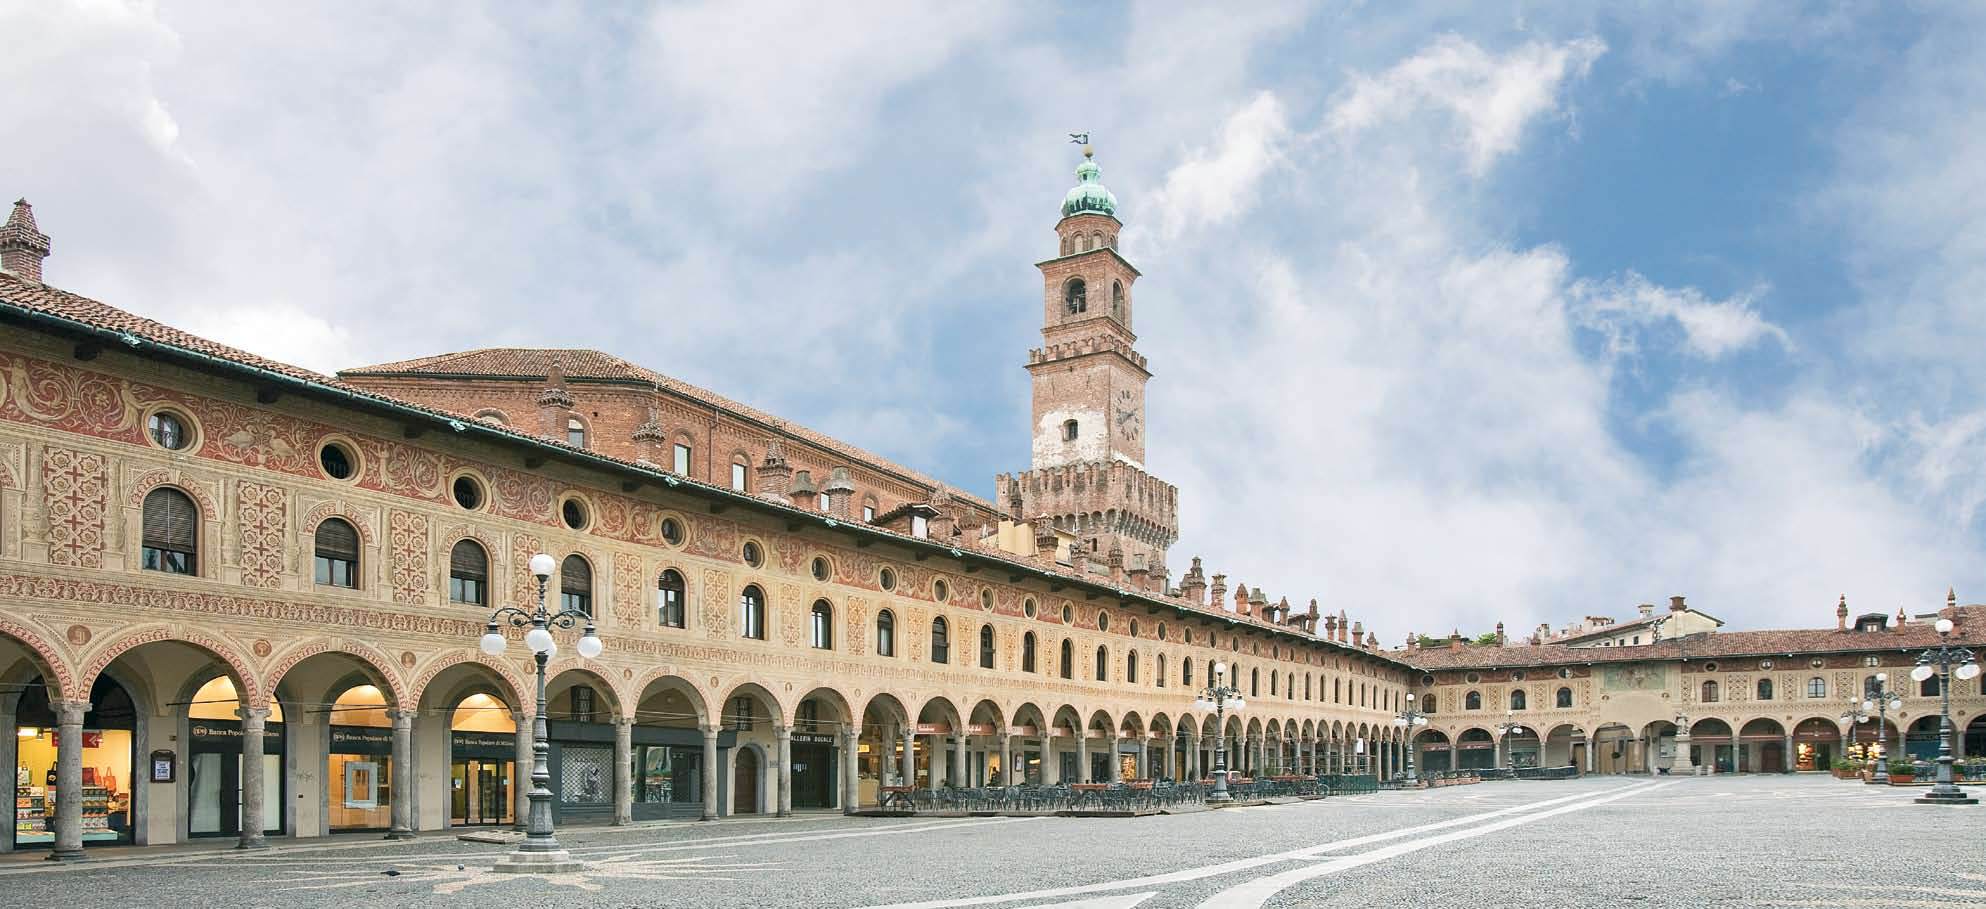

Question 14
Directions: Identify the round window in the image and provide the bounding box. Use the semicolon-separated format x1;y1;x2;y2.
1023;597;1037;618
1421;674;1436;687
319;442;356;480
1097;612;1110;633
147;411;191;451
1556;668;1572;679
1809;657;1824;669
1703;662;1719;672
811;556;830;582
934;579;950;602
879;566;896;591
742;540;764;568
980;589;995;611
1157;622;1168;641
1060;603;1072;624
451;475;483;510
661;517;685;546
1465;672;1481;684
1129;619;1139;638
1758;659;1774;670
1511;671;1526;682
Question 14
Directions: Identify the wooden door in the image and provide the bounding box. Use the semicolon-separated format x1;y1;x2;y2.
733;748;760;814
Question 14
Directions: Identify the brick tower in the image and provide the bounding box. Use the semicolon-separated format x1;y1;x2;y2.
997;144;1178;590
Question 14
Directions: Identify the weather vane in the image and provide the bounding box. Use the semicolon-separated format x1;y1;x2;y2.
1068;132;1089;145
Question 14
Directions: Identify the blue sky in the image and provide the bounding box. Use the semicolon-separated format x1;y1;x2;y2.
11;2;1986;644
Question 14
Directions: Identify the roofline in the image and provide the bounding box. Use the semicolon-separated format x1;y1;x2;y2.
0;298;1407;669
1034;245;1143;278
1399;635;1963;674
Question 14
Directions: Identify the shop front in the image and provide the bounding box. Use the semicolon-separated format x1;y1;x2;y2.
12;677;137;849
449;731;514;827
790;732;836;809
327;724;393;831
187;676;283;839
1793;719;1839;771
634;724;730;820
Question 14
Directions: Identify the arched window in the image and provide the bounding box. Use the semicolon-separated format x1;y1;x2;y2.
1064;277;1087;314
559;554;592;616
1062;419;1079;441
1465;690;1482;710
1555;687;1572;708
1157;654;1166;688
1111;281;1124;321
1270;672;1278;696
1701;681;1719;703
810;599;833;650
1756;678;1774;700
1424;694;1438;713
1334;678;1342;703
1250;668;1260;696
876;609;896;657
1095;645;1109;681
1060;639;1073;679
1510;689;1527;711
739;584;766;640
313;518;360;588
1126;651;1138;683
657;569;686;628
931;617;950;664
566;417;587;449
141;487;199;574
448;539;487;605
1806;676;1827;698
1022;632;1037;673
1920;674;1940;698
1183;659;1194;687
979;625;995;669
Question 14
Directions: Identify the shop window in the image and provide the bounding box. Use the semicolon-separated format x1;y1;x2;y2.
313;518;360;588
740;585;767;640
657;569;686;628
560;555;592;616
449;539;488;605
811;599;833;650
931;617;950;664
876;609;896;657
13;677;137;845
1022;632;1037;672
327;685;392;832
141;486;199;574
979;625;996;668
1555;687;1572;708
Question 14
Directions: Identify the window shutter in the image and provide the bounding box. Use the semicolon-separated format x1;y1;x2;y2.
143;488;198;551
315;519;359;561
561;555;591;596
450;539;487;580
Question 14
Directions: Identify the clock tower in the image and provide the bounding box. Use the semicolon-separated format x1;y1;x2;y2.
996;144;1178;588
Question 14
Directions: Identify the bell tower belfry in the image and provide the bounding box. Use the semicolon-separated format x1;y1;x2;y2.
996;142;1178;590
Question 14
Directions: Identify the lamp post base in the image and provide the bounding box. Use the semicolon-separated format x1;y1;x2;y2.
1914;789;1978;806
490;848;588;874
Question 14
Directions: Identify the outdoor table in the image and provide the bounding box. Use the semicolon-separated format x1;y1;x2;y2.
879;785;915;811
1070;783;1111;810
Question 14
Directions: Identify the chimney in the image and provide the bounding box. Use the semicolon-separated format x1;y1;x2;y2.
1895;606;1908;631
1350;620;1363;644
1031;516;1059;561
1337;610;1349;642
1276;597;1291;625
1305;599;1320;633
1209;573;1227;612
536;362;575;441
1946;587;1959;619
1637;603;1655;619
1495;622;1506;646
1324;614;1338;640
1248;587;1268;618
755;438;793;504
1668;595;1687;614
631;406;666;463
1836;594;1849;632
1235;583;1251;616
1406;632;1418;651
0;199;52;283
1106;544;1124;582
1449;629;1463;650
1180;557;1207;605
1536;622;1552;642
1365;631;1378;650
821;467;856;518
789;469;818;507
927;488;957;540
1126;552;1150;590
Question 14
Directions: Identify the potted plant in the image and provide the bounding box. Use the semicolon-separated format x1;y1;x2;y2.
1830;758;1860;780
1887;759;1917;784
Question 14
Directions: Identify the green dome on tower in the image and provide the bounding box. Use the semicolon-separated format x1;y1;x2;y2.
1061;148;1118;218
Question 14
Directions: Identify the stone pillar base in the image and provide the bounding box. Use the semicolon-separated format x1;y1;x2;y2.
44;849;85;863
490;849;588;874
1915;790;1979;806
383;829;415;840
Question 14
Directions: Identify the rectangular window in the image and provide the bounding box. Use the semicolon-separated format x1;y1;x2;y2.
315;555;357;588
862;505;875;522
817;492;830;511
449;576;484;605
143;547;196;574
731;463;748;492
659;587;684;629
673;443;692;475
573;686;596;723
728;697;755;731
911;515;929;539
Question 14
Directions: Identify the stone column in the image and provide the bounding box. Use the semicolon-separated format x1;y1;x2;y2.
1782;733;1795;774
1042;735;1060;785
1108;739;1123;781
238;707;269;849
50;700;87;861
0;705;15;854
951;734;967;789
840;724;860;814
1585;739;1597;774
512;712;533;829
385;708;414;839
700;725;720;820
898;730;915;789
997;734;1013;787
775;725;793;817
1076;732;1090;783
1186;734;1199;780
612;718;634;825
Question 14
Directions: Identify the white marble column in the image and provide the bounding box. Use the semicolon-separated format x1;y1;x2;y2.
238;707;269;849
612;718;633;825
385;708;414;839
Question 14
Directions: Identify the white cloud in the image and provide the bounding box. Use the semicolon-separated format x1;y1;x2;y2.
1143;93;1290;245
1571;272;1789;359
1326;35;1605;175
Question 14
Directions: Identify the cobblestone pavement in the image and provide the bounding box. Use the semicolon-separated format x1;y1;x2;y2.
4;776;1981;908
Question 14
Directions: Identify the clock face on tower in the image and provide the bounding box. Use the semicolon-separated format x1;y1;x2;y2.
1115;390;1140;440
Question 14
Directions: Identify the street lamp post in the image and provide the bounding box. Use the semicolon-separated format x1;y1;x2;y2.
1838;706;1872;775
480;553;604;873
1911;617;1980;806
1494;713;1525;772
1192;662;1246;804
1862;673;1903;785
1394;693;1429;784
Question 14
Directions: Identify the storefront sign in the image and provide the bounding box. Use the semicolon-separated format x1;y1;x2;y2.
1009;724;1041;737
963;723;996;736
791;733;836;745
330;725;394;754
51;729;104;749
450;732;515;751
190;721;287;748
149;750;176;783
912;722;951;735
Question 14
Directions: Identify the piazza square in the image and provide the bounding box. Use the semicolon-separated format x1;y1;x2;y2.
3;3;1985;907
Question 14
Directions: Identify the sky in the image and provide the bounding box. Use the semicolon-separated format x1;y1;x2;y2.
9;1;1986;646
